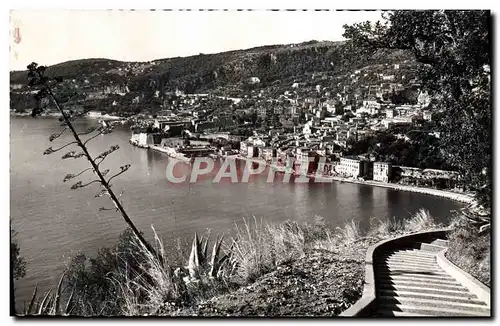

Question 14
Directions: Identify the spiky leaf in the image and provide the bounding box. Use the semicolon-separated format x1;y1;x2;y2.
54;273;64;314
26;284;38;315
187;233;201;279
37;289;52;315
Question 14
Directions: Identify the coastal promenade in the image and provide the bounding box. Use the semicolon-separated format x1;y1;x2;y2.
232;155;473;204
149;145;191;162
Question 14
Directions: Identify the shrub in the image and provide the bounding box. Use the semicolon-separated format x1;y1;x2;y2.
11;229;26;281
403;208;439;233
446;214;491;286
336;220;361;244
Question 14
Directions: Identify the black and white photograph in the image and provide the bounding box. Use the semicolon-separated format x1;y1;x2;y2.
8;6;492;318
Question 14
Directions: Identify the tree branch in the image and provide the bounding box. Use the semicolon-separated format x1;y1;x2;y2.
83;129;105;146
44;141;78;155
107;165;131;185
63;167;94;182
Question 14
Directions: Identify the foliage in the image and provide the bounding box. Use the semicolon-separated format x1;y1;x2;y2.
186;233;231;280
39;228;235;316
447;211;490;286
22;208;446;316
336;220;361;244
23;274;75;316
345;126;452;170
11;229;26;281
403;208;440;233
11;40;414;114
343;10;491;208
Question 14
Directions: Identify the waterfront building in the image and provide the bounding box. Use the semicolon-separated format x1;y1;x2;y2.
337;156;363;178
240;141;249;156
261;147;277;162
130;132;149;147
373;162;393;183
247;145;260;158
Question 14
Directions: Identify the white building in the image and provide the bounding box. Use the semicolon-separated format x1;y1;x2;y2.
303;121;313;136
422;110;433;121
418;91;431;108
373;162;392;182
382;116;414;128
337;156;363;178
386;108;395;118
248;77;260;84
130;133;148;147
240;141;248;156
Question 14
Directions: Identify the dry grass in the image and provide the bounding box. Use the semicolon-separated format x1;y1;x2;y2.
404;208;440;232
446;213;491;287
367;216;405;238
22;208;448;316
229;217;307;284
336;220;361;244
112;226;184;316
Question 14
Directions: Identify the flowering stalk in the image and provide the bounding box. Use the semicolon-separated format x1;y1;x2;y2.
27;62;158;261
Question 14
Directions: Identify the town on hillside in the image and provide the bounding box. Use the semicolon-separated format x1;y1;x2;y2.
10;50;463;190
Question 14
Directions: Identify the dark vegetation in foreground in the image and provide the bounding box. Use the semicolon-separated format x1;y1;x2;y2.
447;208;491;286
18;208;489;317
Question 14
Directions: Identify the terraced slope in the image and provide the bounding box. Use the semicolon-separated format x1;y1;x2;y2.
375;239;490;317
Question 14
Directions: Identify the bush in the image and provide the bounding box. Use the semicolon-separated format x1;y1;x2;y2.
11;229;26;281
446;214;491;286
404;208;440;233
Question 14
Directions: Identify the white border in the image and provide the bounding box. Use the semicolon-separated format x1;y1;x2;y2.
2;1;498;325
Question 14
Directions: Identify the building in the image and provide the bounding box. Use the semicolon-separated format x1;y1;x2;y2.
240;141;248;156
261;147;277;161
274;106;284;115
373;162;392;182
130;132;149;148
247;145;259;158
382;117;414;128
258;106;267;118
385;108;395;119
337;156;374;179
422;110;433;121
337;156;363;178
295;147;311;163
195;121;216;132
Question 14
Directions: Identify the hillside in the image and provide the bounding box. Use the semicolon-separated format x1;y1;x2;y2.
10;40;416;115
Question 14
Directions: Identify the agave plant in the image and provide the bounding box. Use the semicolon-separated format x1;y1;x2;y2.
186;233;231;281
23;273;75;316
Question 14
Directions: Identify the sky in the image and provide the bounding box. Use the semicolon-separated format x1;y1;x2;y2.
9;10;384;71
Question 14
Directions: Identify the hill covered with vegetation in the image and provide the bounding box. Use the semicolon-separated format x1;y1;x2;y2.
10;40;415;114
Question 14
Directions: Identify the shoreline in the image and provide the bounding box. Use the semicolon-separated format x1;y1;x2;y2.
128;144;473;205
10;111;123;120
232;155;473;204
148;145;191;163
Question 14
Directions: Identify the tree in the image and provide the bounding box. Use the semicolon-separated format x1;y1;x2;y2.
26;62;158;260
343;10;491;208
11;229;26;281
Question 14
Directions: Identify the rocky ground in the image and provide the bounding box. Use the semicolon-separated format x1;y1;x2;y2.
174;239;379;317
